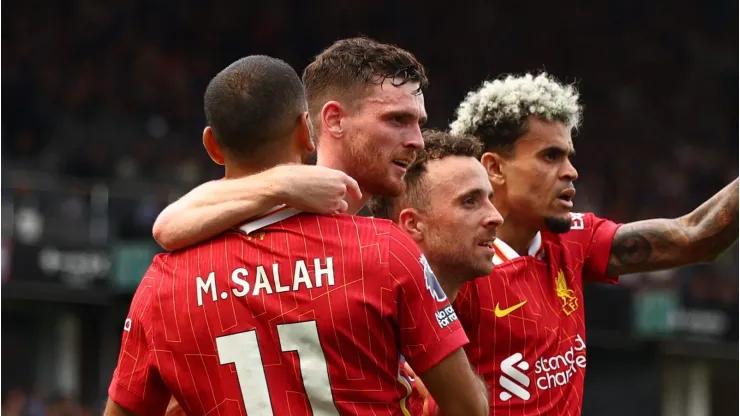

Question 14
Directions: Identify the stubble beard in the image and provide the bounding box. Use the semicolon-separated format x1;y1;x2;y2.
544;216;572;234
346;136;404;198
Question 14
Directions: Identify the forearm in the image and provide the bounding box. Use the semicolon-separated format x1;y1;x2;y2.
104;398;139;416
432;376;488;416
153;171;282;251
680;177;738;261
607;178;738;275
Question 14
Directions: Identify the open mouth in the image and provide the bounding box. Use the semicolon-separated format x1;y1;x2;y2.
477;240;494;248
392;160;411;169
557;188;576;204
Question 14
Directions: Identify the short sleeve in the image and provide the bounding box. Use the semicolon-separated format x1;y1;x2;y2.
388;224;469;374
108;268;170;416
581;213;622;283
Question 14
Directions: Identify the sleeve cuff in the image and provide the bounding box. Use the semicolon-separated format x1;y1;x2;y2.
592;222;622;281
108;381;167;416
404;327;469;375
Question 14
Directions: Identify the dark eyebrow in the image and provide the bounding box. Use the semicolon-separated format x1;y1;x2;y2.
387;110;427;126
541;146;575;157
456;188;486;202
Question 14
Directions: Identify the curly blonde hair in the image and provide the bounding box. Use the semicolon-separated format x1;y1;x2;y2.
449;73;582;153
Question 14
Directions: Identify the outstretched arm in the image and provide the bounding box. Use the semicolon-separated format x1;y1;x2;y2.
153;165;361;251
606;178;738;276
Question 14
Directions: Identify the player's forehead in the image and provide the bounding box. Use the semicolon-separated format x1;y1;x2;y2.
363;79;426;119
425;156;491;197
517;118;574;153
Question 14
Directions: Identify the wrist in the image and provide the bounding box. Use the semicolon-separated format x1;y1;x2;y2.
258;165;291;207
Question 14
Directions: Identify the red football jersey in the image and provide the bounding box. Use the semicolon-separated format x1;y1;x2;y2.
109;207;467;416
408;212;621;415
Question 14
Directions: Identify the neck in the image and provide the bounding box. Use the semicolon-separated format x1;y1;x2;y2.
494;202;540;256
317;146;371;214
225;155;299;179
430;263;463;302
224;164;258;179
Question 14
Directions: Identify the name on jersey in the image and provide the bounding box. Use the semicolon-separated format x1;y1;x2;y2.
196;257;335;306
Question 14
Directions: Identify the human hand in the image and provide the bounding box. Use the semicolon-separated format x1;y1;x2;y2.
269;164;362;214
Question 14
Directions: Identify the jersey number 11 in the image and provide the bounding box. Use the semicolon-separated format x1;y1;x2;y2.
216;321;340;415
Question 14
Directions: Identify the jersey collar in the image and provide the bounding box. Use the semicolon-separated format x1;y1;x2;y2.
492;232;544;264
238;205;302;235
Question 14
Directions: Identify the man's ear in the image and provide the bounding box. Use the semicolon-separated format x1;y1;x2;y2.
397;208;425;243
295;112;316;154
203;126;225;165
480;151;506;187
321;101;347;139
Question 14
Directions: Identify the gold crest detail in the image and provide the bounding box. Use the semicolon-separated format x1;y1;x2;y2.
556;270;578;316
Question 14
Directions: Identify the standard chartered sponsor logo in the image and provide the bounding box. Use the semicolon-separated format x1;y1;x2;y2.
534;334;586;390
499;334;587;402
499;353;531;401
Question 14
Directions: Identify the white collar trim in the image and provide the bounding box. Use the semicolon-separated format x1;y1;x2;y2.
238;205;302;235
492;232;543;264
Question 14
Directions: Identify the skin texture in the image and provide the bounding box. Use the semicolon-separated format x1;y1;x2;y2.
481;117;578;255
482;116;738;273
398;156;503;299
606;178;739;275
317;77;427;212
152;77;427;249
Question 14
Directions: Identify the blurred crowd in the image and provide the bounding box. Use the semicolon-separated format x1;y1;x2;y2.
3;0;737;270
1;0;737;412
1;389;98;416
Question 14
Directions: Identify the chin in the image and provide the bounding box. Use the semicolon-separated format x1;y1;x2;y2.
379;178;405;197
466;262;494;281
476;265;494;278
544;215;572;234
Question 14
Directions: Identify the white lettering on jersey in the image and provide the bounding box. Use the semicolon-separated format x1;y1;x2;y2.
570;213;585;230
196;258;336;306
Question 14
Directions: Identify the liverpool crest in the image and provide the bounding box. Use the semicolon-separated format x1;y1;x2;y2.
556;270;578;316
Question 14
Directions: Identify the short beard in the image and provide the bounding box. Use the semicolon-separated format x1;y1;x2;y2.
346;135;404;197
544;216;572;234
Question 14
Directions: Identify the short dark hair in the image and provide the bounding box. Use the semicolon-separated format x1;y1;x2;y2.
302;37;428;127
204;55;307;161
369;130;484;221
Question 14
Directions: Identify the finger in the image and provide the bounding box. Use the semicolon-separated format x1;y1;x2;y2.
336;199;349;214
343;176;363;200
403;362;417;378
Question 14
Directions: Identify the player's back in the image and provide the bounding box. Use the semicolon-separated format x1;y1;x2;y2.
111;208;467;415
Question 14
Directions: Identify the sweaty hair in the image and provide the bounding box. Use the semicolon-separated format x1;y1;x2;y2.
449;72;582;155
369;130;483;221
204;55;307;161
302;37;428;129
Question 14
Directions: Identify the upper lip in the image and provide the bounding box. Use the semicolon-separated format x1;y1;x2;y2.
558;188;576;200
477;238;496;247
392;156;416;168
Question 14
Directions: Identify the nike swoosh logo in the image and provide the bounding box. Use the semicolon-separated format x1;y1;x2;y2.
494;300;527;318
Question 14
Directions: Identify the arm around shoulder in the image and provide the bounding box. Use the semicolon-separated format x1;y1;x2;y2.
152;165;361;251
152;172;283;250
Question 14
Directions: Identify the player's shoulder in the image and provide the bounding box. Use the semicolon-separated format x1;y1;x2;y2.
310;213;400;242
314;212;396;230
545;212;605;240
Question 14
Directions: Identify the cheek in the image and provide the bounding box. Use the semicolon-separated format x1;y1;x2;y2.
430;216;469;246
513;163;552;195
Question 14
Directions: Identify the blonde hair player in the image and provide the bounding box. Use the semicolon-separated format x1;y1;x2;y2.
403;72;738;415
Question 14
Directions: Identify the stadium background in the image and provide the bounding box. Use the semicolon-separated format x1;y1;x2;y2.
1;0;737;414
